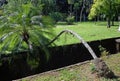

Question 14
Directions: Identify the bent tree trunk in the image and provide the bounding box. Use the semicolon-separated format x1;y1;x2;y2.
48;29;97;59
48;29;115;78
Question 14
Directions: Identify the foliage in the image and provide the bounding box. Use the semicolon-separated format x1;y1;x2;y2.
66;15;75;25
49;12;64;23
73;2;79;10
88;0;101;20
67;0;74;5
88;0;120;27
40;0;57;15
0;1;54;56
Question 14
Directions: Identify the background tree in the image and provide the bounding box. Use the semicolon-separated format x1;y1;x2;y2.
40;0;57;15
78;0;92;22
79;0;85;22
49;12;64;23
89;0;120;28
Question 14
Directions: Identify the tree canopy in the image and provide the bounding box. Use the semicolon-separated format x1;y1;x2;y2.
88;0;120;27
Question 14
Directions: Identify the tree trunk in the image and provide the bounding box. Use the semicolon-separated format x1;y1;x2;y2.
80;0;85;22
107;17;111;28
48;29;97;59
107;2;112;28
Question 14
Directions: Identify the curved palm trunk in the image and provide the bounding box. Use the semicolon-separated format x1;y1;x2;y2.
48;29;97;59
48;29;115;78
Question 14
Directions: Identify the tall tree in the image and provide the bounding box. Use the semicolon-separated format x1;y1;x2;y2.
89;0;120;28
79;0;85;22
79;0;92;22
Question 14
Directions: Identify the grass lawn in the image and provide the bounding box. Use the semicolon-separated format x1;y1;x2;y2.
52;22;120;46
17;54;120;81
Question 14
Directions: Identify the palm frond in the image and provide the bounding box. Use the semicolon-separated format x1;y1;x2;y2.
0;32;14;43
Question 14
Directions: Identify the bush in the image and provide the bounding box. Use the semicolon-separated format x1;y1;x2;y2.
66;15;75;25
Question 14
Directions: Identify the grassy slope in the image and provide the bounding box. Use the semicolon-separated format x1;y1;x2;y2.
19;54;120;81
52;22;120;46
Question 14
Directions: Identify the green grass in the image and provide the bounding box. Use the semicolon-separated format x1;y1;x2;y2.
18;54;120;81
52;22;120;46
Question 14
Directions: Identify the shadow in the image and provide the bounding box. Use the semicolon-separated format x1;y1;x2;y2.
107;75;120;80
